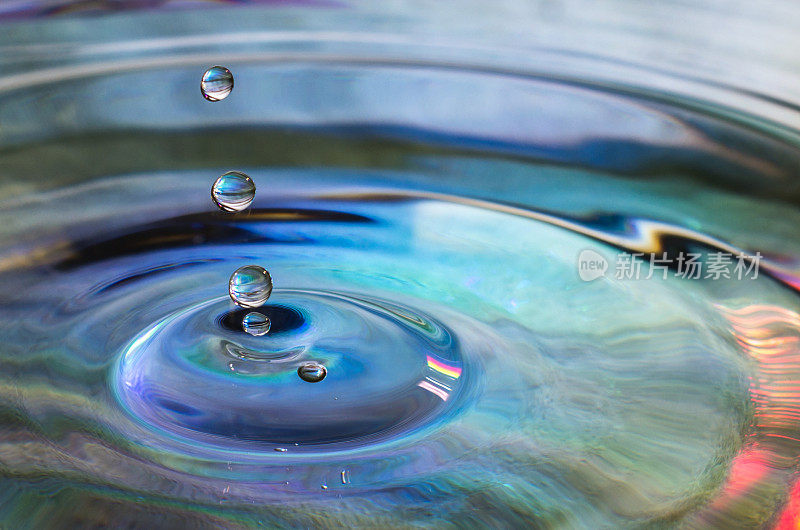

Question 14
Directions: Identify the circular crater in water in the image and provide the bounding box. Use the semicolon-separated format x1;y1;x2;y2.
115;289;468;450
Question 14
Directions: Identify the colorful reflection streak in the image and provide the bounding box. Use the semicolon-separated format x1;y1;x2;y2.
417;355;463;401
690;305;800;527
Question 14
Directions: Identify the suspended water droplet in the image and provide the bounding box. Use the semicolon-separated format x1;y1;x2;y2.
274;447;287;452
200;66;234;101
298;361;327;383
320;485;328;490
229;265;273;308
242;312;270;336
211;171;255;212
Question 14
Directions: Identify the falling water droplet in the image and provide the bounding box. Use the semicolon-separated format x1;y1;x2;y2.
200;66;234;101
211;171;255;212
242;312;270;336
298;362;327;383
229;265;273;308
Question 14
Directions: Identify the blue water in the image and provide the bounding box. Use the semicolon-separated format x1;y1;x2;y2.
2;5;800;528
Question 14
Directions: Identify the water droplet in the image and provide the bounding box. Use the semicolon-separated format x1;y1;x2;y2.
229;265;273;308
298;362;327;383
320;485;328;490
274;447;287;452
211;171;255;212
242;312;270;336
201;66;233;101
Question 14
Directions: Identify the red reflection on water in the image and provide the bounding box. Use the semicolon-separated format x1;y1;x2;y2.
775;477;800;529
715;304;800;528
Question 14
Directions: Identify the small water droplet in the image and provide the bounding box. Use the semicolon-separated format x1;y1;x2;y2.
229;265;273;308
298;362;327;383
201;66;233;101
212;171;255;212
242;312;270;336
274;447;287;452
341;470;349;484
321;485;328;490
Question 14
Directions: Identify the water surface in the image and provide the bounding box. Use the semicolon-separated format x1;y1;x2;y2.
2;6;800;528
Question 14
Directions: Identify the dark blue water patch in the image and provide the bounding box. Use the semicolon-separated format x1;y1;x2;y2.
54;208;377;270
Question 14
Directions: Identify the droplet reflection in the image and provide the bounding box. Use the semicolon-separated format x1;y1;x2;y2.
200;66;234;101
229;265;273;308
242;311;270;336
211;171;255;212
298;361;327;383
